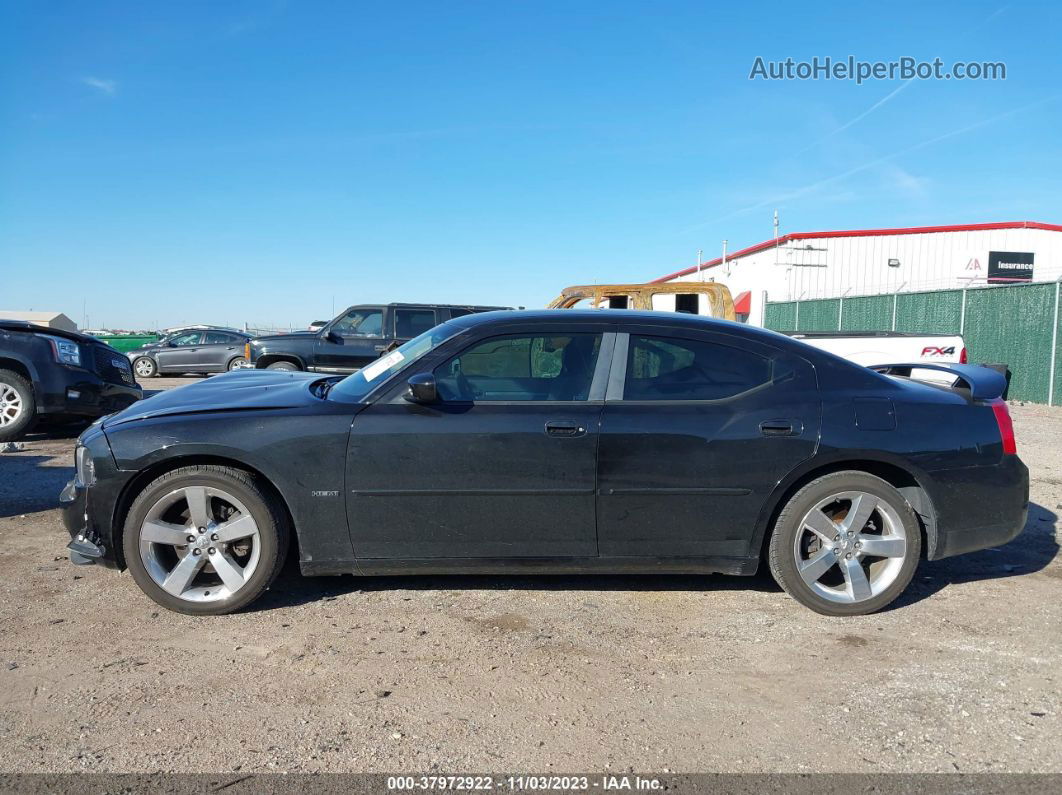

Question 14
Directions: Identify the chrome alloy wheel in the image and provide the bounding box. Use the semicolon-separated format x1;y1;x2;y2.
792;490;907;604
138;486;261;603
0;382;23;427
134;358;155;377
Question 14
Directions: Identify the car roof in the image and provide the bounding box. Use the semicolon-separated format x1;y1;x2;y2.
447;308;788;340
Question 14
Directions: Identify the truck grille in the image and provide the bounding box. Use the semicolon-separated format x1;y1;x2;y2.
92;345;136;385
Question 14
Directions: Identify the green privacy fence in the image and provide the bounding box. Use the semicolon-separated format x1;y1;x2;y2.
93;334;158;353
764;282;1062;406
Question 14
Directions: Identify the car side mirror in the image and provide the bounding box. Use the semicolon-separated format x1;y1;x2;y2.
325;330;342;343
405;373;438;404
167;341;178;347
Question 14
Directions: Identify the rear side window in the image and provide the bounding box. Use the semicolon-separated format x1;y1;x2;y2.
202;331;237;344
434;333;602;402
624;335;772;400
394;309;437;339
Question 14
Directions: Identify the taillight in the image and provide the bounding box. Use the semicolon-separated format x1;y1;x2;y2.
989;398;1016;455
959;346;968;363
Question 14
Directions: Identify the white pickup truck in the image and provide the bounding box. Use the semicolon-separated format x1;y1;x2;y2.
783;331;966;369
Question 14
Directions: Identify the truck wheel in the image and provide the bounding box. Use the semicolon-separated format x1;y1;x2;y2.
266;361;299;371
0;369;35;442
132;357;158;378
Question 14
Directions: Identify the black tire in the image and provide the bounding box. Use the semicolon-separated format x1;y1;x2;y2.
227;356;248;371
0;369;35;442
122;465;289;616
767;471;921;616
266;361;299;371
132;356;157;378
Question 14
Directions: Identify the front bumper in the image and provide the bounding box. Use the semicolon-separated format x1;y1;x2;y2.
37;367;142;420
59;478;116;566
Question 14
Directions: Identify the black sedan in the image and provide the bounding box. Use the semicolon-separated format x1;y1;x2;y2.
127;329;253;378
61;311;1028;616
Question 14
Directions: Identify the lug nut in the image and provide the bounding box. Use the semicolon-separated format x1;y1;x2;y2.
855;542;862;549
192;549;202;556
833;535;840;542
833;549;841;556
208;548;216;555
845;552;853;559
210;533;219;541
847;531;854;538
186;535;196;543
198;527;206;534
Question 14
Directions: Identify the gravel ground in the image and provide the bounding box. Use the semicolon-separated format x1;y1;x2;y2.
0;376;1059;774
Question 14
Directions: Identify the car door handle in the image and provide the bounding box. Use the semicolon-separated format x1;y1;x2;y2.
760;419;801;436
545;420;586;438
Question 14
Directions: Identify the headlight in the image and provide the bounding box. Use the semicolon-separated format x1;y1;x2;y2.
74;444;96;487
43;335;82;367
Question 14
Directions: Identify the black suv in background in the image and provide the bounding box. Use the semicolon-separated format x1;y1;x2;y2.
0;320;142;441
248;303;510;373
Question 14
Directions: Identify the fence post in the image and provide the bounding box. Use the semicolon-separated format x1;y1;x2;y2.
959;289;967;335
1050;279;1061;406
795;298;800;330
838;296;844;330
891;293;898;331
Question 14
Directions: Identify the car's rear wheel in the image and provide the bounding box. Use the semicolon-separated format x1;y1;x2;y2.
132;357;157;378
122;465;289;615
768;471;921;616
0;369;34;442
266;361;299;371
227;356;248;371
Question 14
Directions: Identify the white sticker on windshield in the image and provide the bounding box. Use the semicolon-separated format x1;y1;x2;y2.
361;350;405;382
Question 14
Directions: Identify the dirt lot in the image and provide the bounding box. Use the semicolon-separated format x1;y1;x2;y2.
0;375;1059;774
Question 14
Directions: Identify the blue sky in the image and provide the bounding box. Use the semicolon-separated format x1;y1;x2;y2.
2;0;1060;330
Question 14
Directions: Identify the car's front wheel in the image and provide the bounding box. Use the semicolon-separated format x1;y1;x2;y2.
122;465;289;615
132;356;157;378
768;471;921;616
0;369;34;442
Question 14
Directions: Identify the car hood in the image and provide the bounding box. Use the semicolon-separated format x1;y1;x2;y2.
102;369;322;428
251;331;318;343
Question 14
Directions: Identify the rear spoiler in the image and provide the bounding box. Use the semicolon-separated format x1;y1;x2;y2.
869;363;1008;402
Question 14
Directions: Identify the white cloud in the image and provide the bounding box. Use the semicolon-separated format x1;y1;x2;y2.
81;76;117;95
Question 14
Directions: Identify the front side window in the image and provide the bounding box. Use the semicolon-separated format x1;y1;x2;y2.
435;333;601;402
394;309;437;339
331;309;383;338
168;332;202;347
624;335;772;400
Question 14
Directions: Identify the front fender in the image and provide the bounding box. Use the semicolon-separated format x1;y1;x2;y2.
104;409;357;566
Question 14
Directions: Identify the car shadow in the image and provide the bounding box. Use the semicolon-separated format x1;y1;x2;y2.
0;455;74;517
249;502;1059;614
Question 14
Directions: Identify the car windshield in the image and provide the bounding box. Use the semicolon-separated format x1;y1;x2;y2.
328;322;463;402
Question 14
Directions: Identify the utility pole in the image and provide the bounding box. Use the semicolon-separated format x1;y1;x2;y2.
697;249;703;281
722;239;728;277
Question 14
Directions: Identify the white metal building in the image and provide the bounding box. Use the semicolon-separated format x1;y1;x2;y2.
653;221;1062;326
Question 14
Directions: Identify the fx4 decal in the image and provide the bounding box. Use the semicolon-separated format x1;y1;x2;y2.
921;346;956;357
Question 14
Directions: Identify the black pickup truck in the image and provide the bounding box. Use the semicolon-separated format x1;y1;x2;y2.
247;303;509;373
0;320;142;441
